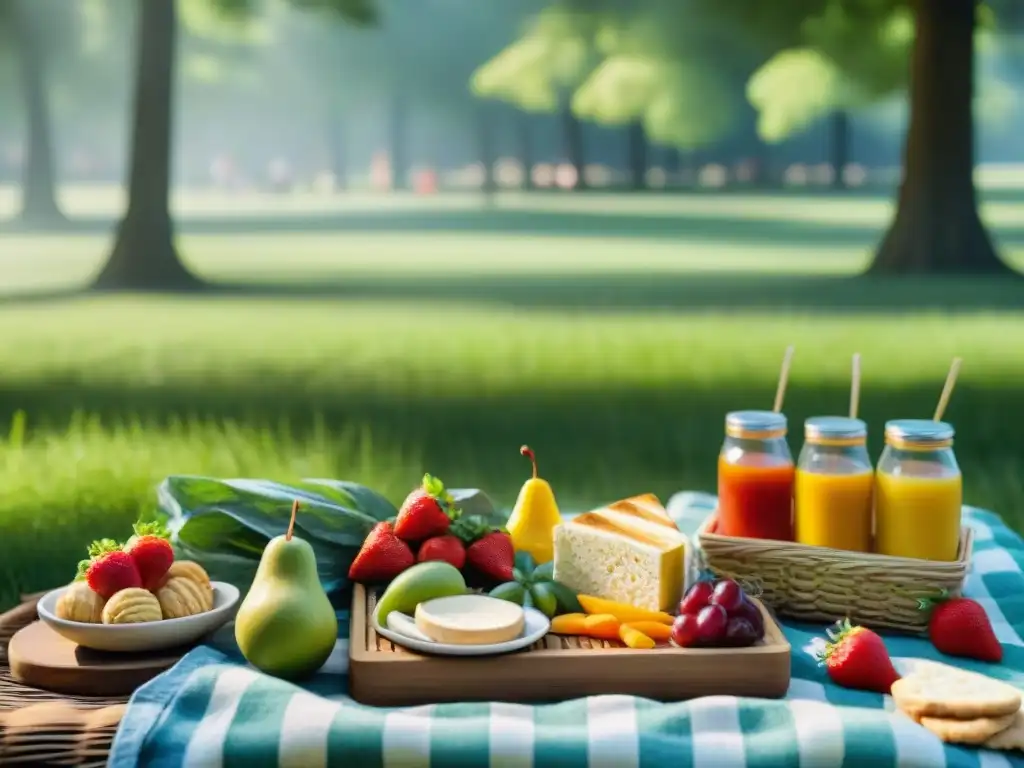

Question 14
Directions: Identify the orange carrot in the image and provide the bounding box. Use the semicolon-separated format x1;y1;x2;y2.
577;595;674;624
582;613;622;641
550;613;588;635
619;624;656;649
623;621;672;642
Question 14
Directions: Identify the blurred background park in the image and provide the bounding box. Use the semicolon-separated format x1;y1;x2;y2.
1;0;1023;608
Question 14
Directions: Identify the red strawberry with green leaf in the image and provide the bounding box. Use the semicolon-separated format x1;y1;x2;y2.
76;539;143;599
417;535;466;569
123;520;175;591
817;619;901;694
393;474;458;542
349;521;416;583
921;593;1002;663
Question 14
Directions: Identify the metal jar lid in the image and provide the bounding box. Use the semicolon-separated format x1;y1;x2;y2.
884;419;955;446
725;410;787;438
804;416;867;442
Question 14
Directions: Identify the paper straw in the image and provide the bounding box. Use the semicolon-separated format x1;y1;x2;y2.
773;346;795;413
849;353;861;419
933;357;962;422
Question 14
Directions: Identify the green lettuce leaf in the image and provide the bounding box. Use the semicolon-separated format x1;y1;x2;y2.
157;476;499;595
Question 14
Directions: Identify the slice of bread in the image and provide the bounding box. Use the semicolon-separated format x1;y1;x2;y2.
553;494;690;612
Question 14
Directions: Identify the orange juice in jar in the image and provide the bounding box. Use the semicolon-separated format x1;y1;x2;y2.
874;419;962;561
794;416;873;552
718;411;795;541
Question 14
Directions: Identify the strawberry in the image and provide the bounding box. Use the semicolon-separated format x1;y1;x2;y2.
817;618;901;694
393;474;457;542
464;531;515;582
123;520;175;591
349;522;416;583
924;595;1002;663
76;539;143;599
417;535;466;569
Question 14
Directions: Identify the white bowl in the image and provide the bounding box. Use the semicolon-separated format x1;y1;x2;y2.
37;581;240;652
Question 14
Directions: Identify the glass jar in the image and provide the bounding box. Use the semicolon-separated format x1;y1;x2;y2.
874;419;962;561
717;410;794;541
794;416;873;552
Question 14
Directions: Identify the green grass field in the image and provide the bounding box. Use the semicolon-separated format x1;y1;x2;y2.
1;189;1023;610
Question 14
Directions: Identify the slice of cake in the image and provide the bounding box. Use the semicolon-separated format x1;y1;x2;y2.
552;494;690;612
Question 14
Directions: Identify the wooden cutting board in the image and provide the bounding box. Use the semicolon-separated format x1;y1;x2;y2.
349;584;792;707
8;621;189;697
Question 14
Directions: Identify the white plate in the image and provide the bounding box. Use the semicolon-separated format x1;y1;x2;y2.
37;581;240;652
373;605;551;656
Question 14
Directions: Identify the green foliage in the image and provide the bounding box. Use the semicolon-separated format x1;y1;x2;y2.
472;5;602;112
287;0;376;25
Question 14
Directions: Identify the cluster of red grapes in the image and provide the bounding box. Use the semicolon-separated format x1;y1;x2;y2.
670;579;766;648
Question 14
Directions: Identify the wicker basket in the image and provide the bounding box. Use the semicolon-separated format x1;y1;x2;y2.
696;514;974;634
1;595;126;767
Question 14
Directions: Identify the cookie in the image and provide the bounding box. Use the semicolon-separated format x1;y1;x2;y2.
167;560;211;589
55;582;105;623
156;576;213;619
918;712;1017;745
984;710;1024;752
102;588;162;624
891;661;1022;720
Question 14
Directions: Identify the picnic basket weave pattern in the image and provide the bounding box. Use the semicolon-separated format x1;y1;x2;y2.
0;596;127;767
697;517;974;633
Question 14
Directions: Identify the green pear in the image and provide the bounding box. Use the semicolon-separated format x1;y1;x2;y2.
234;500;338;680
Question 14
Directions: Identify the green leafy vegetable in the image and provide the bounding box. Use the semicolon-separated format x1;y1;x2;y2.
158;476;501;595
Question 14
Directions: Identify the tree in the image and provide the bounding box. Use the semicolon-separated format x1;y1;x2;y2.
484;0;1018;274
870;0;1007;274
472;6;605;189
720;0;1019;274
472;2;771;189
0;0;80;225
91;0;377;292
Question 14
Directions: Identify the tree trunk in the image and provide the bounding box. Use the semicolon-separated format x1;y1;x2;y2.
830;110;849;190
663;146;681;183
93;0;201;291
627;121;647;191
390;92;408;191
478;104;496;197
517;111;533;191
12;0;65;226
869;0;1009;275
328;109;346;191
561;98;586;190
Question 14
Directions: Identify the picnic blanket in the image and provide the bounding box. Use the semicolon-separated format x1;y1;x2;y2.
109;492;1024;767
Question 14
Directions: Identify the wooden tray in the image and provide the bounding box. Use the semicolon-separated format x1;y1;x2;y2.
348;584;791;706
7;621;189;697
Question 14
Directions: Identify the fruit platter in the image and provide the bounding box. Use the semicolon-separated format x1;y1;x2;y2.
347;449;791;706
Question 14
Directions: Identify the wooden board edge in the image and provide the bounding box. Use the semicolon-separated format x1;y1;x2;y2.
349;583;371;662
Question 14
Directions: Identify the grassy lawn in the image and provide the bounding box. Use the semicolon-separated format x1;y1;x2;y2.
0;189;1022;610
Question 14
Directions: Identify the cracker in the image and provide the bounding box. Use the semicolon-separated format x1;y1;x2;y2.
984;710;1024;752
917;712;1017;745
890;661;1022;720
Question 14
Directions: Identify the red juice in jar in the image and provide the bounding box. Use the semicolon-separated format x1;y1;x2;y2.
717;411;795;541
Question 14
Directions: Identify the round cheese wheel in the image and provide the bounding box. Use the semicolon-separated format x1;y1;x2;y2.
414;594;526;645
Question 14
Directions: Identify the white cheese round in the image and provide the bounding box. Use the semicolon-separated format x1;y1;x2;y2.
414;594;526;645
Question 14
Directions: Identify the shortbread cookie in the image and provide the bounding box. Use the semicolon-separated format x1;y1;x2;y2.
166;560;211;589
891;661;1022;720
102;588;162;624
918;712;1017;745
56;582;105;623
156;576;212;619
984;710;1024;752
